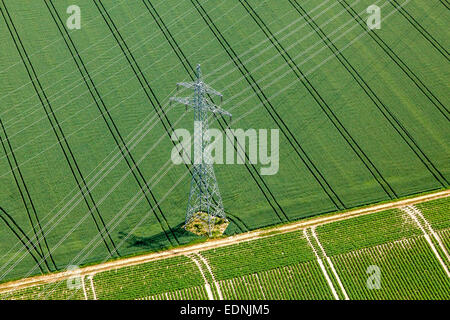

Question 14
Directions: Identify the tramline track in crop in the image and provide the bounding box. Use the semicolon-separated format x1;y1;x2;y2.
0;0;117;258
288;0;448;188
45;0;179;247
339;0;450;121
93;0;237;229
93;0;287;231
191;0;346;211
388;0;449;61
0;207;46;273
239;0;399;200
0;118;57;271
440;0;450;10
141;0;289;224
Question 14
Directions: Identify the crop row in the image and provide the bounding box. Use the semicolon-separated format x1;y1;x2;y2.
219;260;334;300
201;230;314;280
0;280;84;300
332;235;450;299
1;198;448;300
315;208;422;255
92;255;204;300
139;285;208;300
439;229;450;254
416;197;450;231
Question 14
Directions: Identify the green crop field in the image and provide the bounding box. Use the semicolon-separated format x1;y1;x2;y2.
0;0;448;296
1;196;448;300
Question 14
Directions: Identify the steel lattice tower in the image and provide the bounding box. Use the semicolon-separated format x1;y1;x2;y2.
170;65;231;236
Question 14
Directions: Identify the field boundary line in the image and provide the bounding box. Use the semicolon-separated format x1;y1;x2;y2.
0;189;448;294
0;0;400;272
311;227;349;300
0;0;392;277
401;206;450;277
0;0;140;76
303;229;339;299
0;106;177;283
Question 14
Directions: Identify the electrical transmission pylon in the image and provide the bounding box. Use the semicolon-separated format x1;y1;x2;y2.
170;65;231;236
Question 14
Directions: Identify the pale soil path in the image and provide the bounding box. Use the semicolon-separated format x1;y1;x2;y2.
0;189;448;294
303;228;339;299
187;255;214;300
81;276;87;300
409;205;450;263
401;206;450;277
88;275;97;300
311;227;349;300
138;232;450;300
195;253;223;300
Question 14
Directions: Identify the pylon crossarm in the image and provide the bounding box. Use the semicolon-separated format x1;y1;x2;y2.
203;84;223;99
177;82;196;90
170;97;194;107
205;103;232;118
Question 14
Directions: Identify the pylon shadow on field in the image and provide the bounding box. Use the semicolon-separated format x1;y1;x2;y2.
117;222;197;251
117;218;245;251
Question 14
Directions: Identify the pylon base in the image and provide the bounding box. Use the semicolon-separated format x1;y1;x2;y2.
184;212;229;238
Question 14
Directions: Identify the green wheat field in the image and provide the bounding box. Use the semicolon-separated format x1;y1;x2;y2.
0;0;448;295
